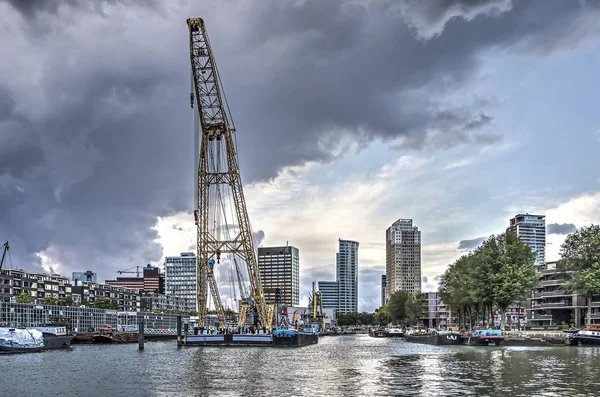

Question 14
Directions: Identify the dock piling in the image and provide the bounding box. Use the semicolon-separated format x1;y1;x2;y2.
138;321;145;350
176;315;182;346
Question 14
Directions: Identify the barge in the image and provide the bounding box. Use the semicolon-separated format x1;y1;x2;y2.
463;329;504;346
405;329;462;345
34;325;75;349
272;328;318;347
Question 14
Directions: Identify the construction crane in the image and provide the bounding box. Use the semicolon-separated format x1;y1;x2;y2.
313;290;326;332
187;17;268;328
0;241;8;271
117;266;141;277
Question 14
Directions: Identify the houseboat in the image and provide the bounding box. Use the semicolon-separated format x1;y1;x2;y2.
34;325;75;349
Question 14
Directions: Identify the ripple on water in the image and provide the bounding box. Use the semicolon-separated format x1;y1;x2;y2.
0;335;599;397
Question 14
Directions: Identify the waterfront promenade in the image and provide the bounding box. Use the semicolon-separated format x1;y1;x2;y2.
1;334;598;396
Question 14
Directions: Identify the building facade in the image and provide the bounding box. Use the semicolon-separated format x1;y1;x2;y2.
507;214;546;266
527;260;599;327
381;275;386;307
140;293;196;313
419;292;456;329
0;269;72;303
0;302;188;333
71;281;140;312
257;246;300;306
337;239;359;314
386;219;421;301
164;252;197;303
318;280;339;310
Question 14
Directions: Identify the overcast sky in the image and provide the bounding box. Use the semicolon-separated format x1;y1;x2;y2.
1;0;599;312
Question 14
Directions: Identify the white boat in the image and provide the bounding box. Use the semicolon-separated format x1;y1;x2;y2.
385;328;405;337
572;329;600;346
0;328;45;353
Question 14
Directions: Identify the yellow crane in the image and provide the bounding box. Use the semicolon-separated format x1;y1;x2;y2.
187;17;268;329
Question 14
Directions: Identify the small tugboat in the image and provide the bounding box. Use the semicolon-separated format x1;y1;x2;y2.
571;325;600;346
463;329;504;346
369;328;386;338
386;328;404;338
93;326;116;344
0;328;45;353
405;328;462;345
272;327;318;347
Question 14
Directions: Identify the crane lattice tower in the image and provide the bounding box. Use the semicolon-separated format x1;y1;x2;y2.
187;18;268;327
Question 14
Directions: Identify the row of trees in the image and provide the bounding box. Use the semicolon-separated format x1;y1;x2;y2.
438;231;538;330
439;225;600;329
13;293;121;310
336;291;425;326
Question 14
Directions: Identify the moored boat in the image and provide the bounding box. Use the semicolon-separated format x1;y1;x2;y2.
34;325;75;349
369;328;386;337
386;328;404;337
0;328;45;353
93;326;116;344
463;329;504;346
572;329;600;346
272;327;318;347
405;329;462;345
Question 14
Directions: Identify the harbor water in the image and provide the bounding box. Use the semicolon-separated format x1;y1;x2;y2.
1;334;599;396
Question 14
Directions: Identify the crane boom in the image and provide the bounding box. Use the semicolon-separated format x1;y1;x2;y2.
117;265;141;277
0;241;8;271
187;17;268;327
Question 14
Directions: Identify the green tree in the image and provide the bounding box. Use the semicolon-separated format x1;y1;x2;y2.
374;305;391;326
489;232;538;330
558;224;600;326
15;292;34;304
357;312;374;325
43;296;59;305
405;293;426;325
57;297;75;307
388;290;409;324
92;297;120;310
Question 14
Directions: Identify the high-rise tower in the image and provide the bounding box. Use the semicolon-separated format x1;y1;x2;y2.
257;246;300;306
386;219;421;301
337;239;359;314
507;214;546;266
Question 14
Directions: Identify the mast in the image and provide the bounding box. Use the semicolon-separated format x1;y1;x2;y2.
187;18;268;328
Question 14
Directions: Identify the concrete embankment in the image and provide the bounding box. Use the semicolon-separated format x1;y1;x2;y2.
503;331;571;346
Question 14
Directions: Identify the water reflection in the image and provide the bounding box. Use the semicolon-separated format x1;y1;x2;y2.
0;336;599;396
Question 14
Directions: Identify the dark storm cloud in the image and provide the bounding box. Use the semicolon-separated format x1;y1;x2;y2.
458;237;486;250
1;0;599;281
547;223;577;235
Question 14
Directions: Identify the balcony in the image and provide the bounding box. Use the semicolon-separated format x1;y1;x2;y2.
531;314;553;321
540;279;562;287
535;301;571;308
533;290;569;299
